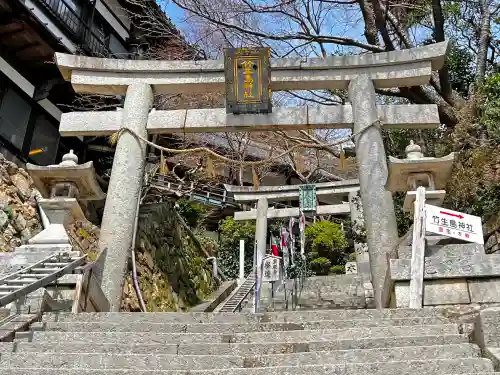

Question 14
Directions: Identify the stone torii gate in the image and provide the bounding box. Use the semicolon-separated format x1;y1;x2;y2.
55;42;448;310
228;180;362;289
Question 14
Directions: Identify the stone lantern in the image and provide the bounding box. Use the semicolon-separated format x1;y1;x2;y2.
386;141;455;212
26;150;105;246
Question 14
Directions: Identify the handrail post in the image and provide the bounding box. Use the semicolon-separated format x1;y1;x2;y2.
239;240;245;283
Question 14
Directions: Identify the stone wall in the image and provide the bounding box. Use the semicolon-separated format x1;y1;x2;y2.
389;242;500;307
121;201;217;312
0;154;42;251
67;220;100;259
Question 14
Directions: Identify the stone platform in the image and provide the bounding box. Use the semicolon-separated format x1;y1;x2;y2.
385;235;500;307
259;274;372;311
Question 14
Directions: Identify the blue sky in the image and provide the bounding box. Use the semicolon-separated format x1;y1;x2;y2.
161;1;186;31
158;0;366;54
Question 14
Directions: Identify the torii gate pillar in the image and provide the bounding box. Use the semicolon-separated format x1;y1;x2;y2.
349;75;399;307
99;83;153;311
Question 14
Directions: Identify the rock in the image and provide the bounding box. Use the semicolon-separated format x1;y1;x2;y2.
3;224;17;240
0;210;8;230
0;166;10;185
484;214;500;236
0;237;9;251
27;223;42;241
140;251;155;270
0;154;44;251
485;233;498;253
17;168;30;180
27;218;40;229
10;173;31;199
23;204;37;220
20;228;32;242
10;237;21;248
12;213;27;232
5;160;18;175
0;191;9;210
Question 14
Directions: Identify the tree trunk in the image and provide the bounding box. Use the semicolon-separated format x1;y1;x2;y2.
475;0;491;84
359;0;379;46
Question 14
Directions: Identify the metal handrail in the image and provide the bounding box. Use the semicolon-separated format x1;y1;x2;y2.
234;278;255;312
219;268;256;312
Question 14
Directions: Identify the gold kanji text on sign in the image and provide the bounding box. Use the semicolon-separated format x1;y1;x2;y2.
224;47;272;114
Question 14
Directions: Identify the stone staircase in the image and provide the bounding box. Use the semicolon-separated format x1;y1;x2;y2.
0;308;498;374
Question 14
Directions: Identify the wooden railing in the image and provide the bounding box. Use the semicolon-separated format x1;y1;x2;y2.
35;0;110;56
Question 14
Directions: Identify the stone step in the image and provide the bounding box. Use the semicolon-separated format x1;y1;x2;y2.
42;307;451;324
243;344;480;367
29;324;460;345
261;293;367;310
1;333;468;355
0;344;481;370
0;358;494;375
30;316;452;333
301;275;364;290
0;352;241;370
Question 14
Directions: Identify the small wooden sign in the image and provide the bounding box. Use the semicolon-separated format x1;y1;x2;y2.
262;255;281;282
224;47;272;114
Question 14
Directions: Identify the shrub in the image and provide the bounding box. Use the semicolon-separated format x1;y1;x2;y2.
329;265;345;275
176;199;208;228
217;217;255;279
305;220;348;267
310;257;331;275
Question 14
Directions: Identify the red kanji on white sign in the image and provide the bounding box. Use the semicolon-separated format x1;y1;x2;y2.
425;204;484;244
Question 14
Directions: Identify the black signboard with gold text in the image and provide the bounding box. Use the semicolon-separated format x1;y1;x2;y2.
224;47;272;114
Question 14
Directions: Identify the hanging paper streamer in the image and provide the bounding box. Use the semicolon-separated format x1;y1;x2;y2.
109;132;119;146
281;227;290;277
271;236;279;257
206;157;216;178
299;213;306;259
289;217;295;265
160;151;169;174
339;148;346;170
252;167;260;189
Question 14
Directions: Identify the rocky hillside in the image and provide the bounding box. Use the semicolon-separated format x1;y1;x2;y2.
0;155;42;251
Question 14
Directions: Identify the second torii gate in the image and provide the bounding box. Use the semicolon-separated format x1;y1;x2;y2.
227;180;363;287
55;42;448;309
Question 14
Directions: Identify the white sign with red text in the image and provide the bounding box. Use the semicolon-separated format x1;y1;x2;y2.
425;204;483;244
